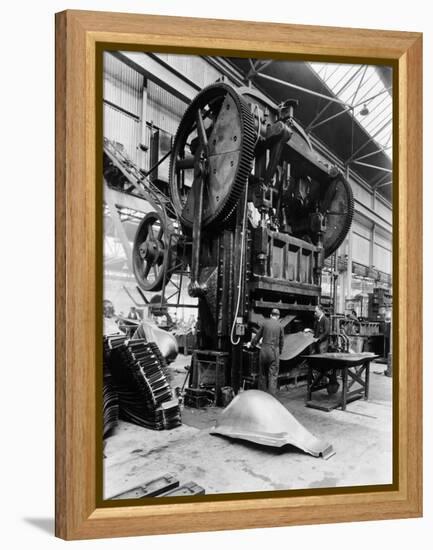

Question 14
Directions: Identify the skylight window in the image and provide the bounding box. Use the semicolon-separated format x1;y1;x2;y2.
310;63;392;159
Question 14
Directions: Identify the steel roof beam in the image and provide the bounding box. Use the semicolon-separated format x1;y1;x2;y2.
350;65;368;106
348;68;376;105
246;58;258;79
376;180;392;189
255;59;274;73
353;146;392;162
326;64;356;91
306;64;364;130
359;96;391;130
308;106;352;131
255;72;347;105
352;87;392;109
352;79;382;108
371;172;390;188
352;160;392;173
346;118;392;162
305;74;391;138
363;105;393;136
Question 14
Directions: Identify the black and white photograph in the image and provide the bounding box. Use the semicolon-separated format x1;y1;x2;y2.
101;51;393;500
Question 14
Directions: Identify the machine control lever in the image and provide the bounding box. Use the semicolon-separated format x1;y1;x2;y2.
188;159;208;298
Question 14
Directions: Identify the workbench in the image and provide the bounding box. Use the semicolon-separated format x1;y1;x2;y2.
302;352;379;411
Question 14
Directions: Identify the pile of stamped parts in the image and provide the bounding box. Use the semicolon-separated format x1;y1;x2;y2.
102;335;123;436
104;335;181;431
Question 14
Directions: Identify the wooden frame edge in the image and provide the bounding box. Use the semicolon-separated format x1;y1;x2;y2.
55;10;67;539
55;10;423;540
403;34;423;517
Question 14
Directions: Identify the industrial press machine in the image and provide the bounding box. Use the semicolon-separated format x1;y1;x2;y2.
106;81;354;394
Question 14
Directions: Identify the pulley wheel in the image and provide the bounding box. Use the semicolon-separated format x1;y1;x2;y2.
132;211;176;292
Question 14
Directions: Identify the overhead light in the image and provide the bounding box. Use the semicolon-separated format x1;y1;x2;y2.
360;103;369;116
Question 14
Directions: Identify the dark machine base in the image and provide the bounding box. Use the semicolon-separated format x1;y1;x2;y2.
190;350;229;406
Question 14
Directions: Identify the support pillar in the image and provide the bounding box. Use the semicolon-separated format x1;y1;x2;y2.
370;222;376;268
343;165;353;313
139;80;148;170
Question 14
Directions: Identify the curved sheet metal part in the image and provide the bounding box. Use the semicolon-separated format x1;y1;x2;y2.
280;331;317;361
210;390;335;459
132;321;178;361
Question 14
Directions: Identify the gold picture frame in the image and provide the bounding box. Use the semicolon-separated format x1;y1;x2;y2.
55;10;422;540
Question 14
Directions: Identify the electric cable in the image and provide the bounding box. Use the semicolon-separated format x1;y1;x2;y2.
230;179;249;346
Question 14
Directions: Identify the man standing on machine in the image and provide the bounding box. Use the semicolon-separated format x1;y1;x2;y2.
247;308;284;395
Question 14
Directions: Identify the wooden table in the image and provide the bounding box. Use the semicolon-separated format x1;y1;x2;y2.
301;353;379;411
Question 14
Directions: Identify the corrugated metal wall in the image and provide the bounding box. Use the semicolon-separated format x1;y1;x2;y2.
375;198;392;224
373;246;391;273
103;53;144;164
103;105;141;163
352;219;371;267
104;54;143;113
143;56;224;174
373;228;392;273
352;233;371;266
156;53;223;89
350;218;392;274
352;183;373;209
146;81;187;135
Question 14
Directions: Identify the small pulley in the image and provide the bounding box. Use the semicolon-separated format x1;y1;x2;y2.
132;211;176;292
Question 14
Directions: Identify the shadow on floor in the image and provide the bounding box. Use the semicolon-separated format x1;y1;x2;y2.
23;518;54;535
210;432;305;456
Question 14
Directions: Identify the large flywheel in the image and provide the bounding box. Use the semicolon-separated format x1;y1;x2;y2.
169;83;256;229
132;211;177;292
319;174;354;257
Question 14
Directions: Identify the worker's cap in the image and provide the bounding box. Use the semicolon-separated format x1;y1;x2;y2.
271;308;280;316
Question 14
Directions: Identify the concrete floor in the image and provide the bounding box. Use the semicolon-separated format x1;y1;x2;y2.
103;355;393;499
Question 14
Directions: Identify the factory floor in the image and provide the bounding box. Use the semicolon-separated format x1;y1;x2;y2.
103;354;393;499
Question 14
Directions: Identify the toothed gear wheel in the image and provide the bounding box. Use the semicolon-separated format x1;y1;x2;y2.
169;83;256;229
320;174;354;257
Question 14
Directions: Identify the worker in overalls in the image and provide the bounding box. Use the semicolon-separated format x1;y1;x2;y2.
313;304;330;353
247;308;284;395
309;304;338;394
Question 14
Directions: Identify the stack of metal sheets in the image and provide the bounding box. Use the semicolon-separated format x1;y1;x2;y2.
106;337;182;430
102;335;126;436
102;369;119;436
